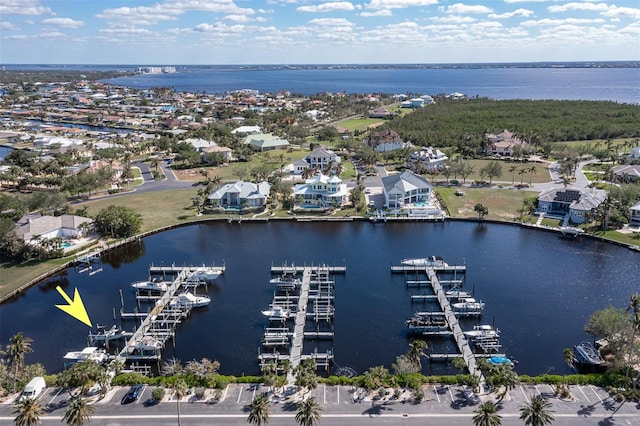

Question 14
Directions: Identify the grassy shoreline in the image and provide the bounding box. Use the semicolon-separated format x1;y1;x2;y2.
2;186;638;302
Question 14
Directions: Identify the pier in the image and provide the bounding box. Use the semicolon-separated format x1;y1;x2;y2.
114;264;222;365
392;261;483;381
259;264;340;382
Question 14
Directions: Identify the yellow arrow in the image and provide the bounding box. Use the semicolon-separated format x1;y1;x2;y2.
55;286;92;327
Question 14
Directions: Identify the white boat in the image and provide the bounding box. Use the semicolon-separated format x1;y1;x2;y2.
188;266;223;281
574;342;605;365
445;289;473;299
133;335;163;351
451;297;485;311
270;276;302;286
88;324;129;343
261;306;291;318
464;324;499;340
169;292;211;308
131;280;169;292
63;347;108;364
401;256;448;267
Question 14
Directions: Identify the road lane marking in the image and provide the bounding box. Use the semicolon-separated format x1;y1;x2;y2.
589;385;602;402
577;385;590;403
236;386;242;404
519;385;529;403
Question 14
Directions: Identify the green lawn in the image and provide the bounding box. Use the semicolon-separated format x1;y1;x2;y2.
437;187;538;221
336;117;384;132
439;159;550;185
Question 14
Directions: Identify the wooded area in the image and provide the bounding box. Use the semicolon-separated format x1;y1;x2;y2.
387;98;640;148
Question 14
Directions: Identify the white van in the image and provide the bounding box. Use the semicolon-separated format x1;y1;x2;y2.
20;377;46;401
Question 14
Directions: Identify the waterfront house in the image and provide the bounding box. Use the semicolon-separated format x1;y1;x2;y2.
536;188;603;224
208;181;271;209
293;174;348;209
630;201;640;227
612;164;640;182
242;133;290;152
15;213;94;243
408;147;448;171
363;129;406;153
484;130;526;157
381;170;433;209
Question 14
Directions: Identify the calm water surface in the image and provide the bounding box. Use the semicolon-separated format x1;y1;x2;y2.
1;221;638;377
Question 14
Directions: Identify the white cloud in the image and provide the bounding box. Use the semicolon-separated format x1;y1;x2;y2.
225;14;252;23
297;2;356;13
365;0;438;10
601;6;640;20
489;9;533;19
503;0;546;3
308;17;356;27
548;2;608;13
446;3;493;14
522;18;606;27
42;18;85;29
360;10;393;17
0;0;52;15
429;15;476;24
0;20;20;30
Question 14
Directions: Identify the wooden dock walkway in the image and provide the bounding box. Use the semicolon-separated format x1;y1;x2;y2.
425;267;482;381
271;264;346;274
287;268;311;383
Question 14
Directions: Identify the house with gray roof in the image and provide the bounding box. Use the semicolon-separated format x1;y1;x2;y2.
381;170;433;209
15;213;93;242
537;188;604;224
630;200;640;227
242;133;290;152
293;174;348;209
208;181;271;209
408;147;448;171
612;164;640;182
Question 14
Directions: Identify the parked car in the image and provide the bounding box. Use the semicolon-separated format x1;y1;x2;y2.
20;377;46;402
121;384;144;404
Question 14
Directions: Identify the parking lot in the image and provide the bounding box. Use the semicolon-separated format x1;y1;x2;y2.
2;383;638;425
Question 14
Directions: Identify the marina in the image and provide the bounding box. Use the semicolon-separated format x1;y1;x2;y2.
4;221;638;377
66;263;225;369
258;263;344;379
392;257;505;379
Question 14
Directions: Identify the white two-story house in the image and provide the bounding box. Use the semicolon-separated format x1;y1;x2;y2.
408;147;448;171
293;174;348;209
630;200;640;227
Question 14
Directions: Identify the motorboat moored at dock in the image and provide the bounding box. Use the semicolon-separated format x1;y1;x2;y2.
401;256;449;267
261;306;291;318
451;298;485;312
63;346;108;365
169;292;211;308
574;342;605;365
188;266;223;281
131;280;169;292
88;324;130;345
464;324;499;340
445;289;473;299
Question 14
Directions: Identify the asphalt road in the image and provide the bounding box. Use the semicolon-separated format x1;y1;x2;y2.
2;383;638;425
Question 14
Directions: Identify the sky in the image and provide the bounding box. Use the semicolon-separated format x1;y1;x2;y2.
0;0;639;65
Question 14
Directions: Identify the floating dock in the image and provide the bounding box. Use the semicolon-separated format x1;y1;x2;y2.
259;264;338;382
115;264;222;364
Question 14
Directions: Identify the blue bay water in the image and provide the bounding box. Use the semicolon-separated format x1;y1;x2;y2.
1;221;638;377
104;67;640;103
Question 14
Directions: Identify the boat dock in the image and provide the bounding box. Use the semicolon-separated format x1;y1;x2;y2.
259;264;338;381
114;264;220;364
392;262;482;380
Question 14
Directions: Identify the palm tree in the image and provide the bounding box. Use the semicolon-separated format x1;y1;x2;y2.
528;165;537;185
519;395;555;426
562;348;576;388
247;393;270;426
173;378;188;426
626;292;640;385
472;401;502;426
406;339;427;370
7;333;33;392
62;397;94;426
12;397;44;426
295;397;322;426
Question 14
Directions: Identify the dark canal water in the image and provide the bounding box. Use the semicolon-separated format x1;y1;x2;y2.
1;221;638;377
